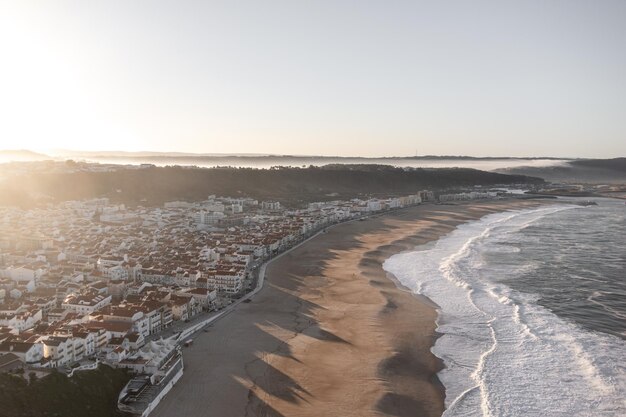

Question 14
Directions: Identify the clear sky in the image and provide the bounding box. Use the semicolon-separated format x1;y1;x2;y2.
1;1;625;157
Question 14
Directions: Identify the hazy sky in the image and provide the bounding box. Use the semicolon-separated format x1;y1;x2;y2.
1;1;625;157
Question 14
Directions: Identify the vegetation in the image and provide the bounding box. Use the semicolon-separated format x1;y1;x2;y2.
0;365;131;417
0;164;543;208
570;157;626;172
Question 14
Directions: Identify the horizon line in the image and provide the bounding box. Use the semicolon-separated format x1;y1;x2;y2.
1;149;615;160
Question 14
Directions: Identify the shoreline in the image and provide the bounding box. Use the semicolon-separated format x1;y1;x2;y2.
151;199;548;417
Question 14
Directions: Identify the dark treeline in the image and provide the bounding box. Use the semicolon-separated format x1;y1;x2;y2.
0;164;543;208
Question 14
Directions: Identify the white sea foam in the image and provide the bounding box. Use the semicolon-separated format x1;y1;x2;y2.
588;291;626;321
383;206;626;416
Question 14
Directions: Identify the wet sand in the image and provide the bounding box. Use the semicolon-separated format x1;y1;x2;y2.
151;199;546;417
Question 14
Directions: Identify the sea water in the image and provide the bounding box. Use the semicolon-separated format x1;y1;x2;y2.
383;199;626;416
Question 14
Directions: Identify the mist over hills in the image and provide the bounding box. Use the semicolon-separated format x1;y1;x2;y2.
494;158;626;184
0;150;626;200
0;148;575;171
51;150;569;163
0;164;543;208
52;150;567;161
0;149;50;162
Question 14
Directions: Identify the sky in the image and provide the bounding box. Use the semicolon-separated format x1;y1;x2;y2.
0;1;625;158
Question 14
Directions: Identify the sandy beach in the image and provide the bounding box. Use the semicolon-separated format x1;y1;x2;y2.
151;199;546;417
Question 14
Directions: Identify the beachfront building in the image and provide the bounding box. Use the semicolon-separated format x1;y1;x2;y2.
399;194;422;206
367;200;383;212
418;190;435;202
168;295;200;321
116;338;179;374
439;191;498;202
178;288;217;310
205;267;244;294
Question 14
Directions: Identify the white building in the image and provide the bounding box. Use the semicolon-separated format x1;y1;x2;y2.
0;309;43;333
0;341;44;364
102;307;150;338
40;336;74;367
1;266;43;283
194;211;225;225
261;201;281;211
204;202;225;213
207;268;244;294
438;191;498;202
366;200;382;212
62;293;112;315
117;338;178;374
178;288;217;310
164;201;193;209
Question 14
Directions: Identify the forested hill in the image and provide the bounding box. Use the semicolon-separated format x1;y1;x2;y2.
495;158;626;184
570;157;626;172
0;164;543;207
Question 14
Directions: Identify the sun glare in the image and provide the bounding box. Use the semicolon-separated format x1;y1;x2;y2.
0;5;144;153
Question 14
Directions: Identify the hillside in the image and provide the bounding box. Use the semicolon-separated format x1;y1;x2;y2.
495;158;626;184
0;164;543;208
570;157;626;172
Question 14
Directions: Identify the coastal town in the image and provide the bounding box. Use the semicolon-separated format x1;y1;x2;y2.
4;157;620;415
4;170;607;416
0;186;482;414
1;0;624;414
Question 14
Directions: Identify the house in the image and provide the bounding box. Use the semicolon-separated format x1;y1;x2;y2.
48;308;71;323
72;328;98;357
261;201;281;211
0;353;23;373
0;308;43;333
101;306;150;337
0;340;44;364
40;336;73;367
126;332;144;350
178;288;217;310
168;296;199;321
84;322;128;346
106;346;129;363
62;292;112;315
116;338;178;374
205;267;244;294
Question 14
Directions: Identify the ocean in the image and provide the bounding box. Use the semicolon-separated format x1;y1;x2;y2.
383;199;626;416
